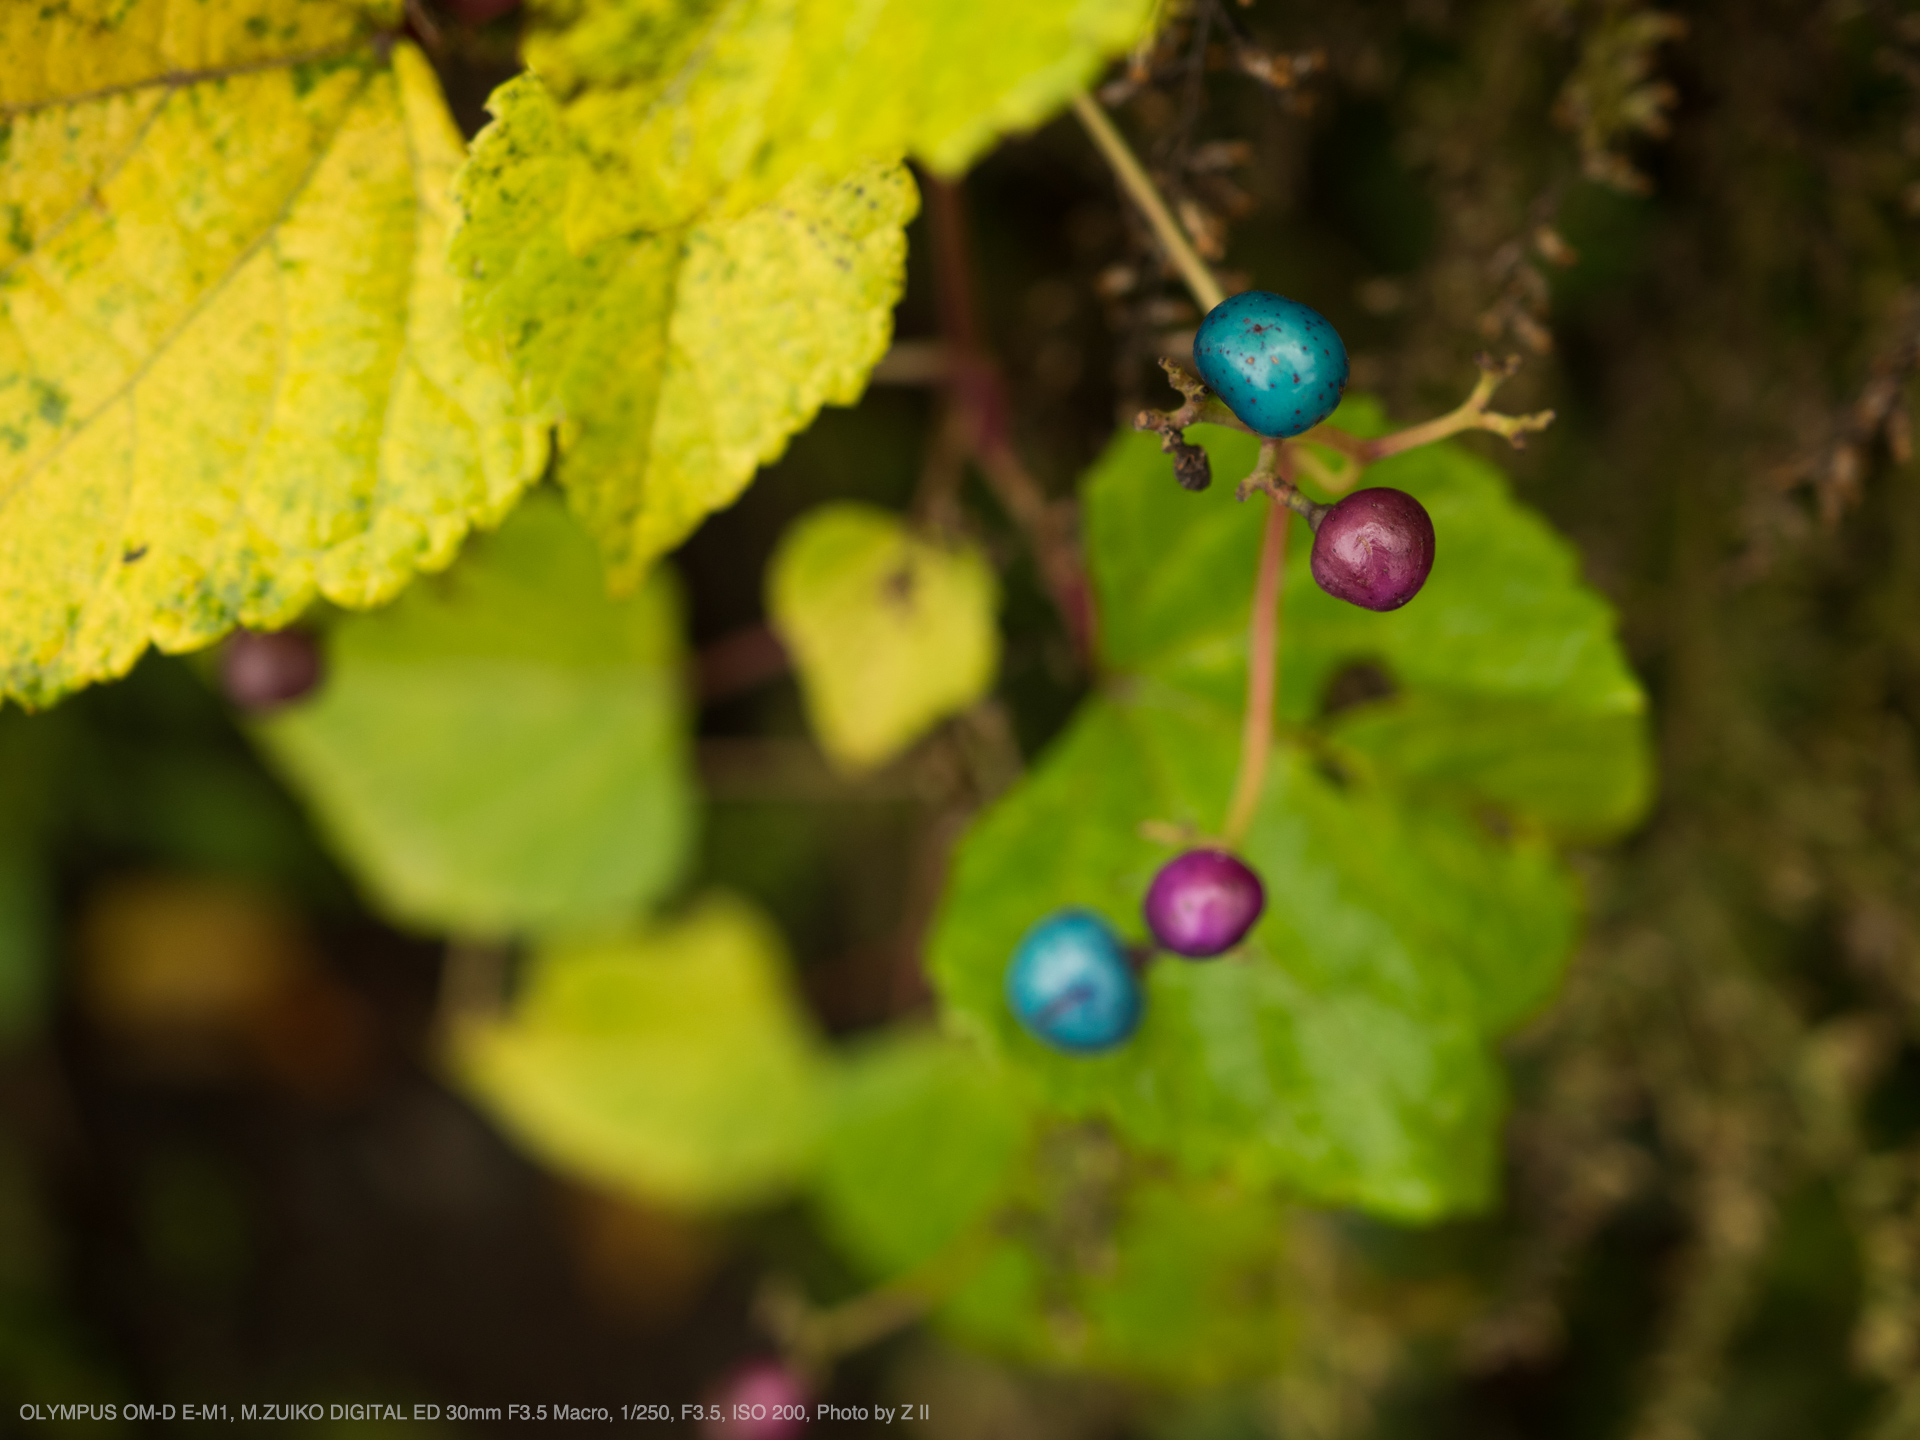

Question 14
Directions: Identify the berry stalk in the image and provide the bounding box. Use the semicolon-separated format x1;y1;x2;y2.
1222;491;1290;845
1070;92;1226;313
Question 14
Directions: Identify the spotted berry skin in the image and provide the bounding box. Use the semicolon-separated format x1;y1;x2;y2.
1192;291;1350;438
1310;488;1436;612
221;629;323;713
1143;850;1266;959
1005;909;1141;1053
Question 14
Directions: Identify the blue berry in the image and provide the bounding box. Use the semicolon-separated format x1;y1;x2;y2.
1004;909;1141;1053
1192;291;1349;438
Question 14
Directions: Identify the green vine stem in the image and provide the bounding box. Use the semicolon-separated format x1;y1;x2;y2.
1298;353;1555;463
1221;479;1290;846
756;1228;996;1378
1071;91;1226;313
1140;353;1556;496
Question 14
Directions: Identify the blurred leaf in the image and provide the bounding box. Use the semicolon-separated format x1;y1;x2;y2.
928;411;1648;1218
928;692;1558;1217
253;494;694;938
518;0;1159;242
944;1149;1294;1385
0;6;542;708
453;75;914;588
813;1032;1295;1383
769;504;1000;772
813;1032;1033;1277
454;893;828;1207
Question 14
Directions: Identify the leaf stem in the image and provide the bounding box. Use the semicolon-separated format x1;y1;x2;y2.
757;1227;995;1375
1222;489;1289;846
1071;92;1226;313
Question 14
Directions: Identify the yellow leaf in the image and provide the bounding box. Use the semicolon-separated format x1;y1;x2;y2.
452;893;828;1208
524;0;1161;244
452;0;1159;588
453;75;913;588
769;503;1000;772
0;4;545;708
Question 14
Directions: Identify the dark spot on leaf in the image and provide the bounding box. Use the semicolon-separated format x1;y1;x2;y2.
32;378;67;427
122;545;148;564
883;563;917;608
1319;660;1397;717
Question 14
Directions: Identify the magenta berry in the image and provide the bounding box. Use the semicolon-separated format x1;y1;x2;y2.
706;1361;807;1439
1309;488;1435;612
221;629;323;713
1144;850;1265;959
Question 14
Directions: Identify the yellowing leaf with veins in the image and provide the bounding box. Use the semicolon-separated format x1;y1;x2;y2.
452;893;828;1207
0;2;545;708
452;0;1158;590
525;0;1162;245
453;75;913;588
768;503;999;772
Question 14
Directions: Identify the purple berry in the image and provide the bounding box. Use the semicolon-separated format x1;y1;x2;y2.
220;629;323;713
706;1361;807;1439
1309;488;1435;612
1143;850;1265;959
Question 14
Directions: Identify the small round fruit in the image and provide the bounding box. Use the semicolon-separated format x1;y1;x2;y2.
1143;849;1266;958
704;1361;806;1439
221;629;323;713
1192;291;1350;439
1310;488;1436;612
1004;909;1141;1053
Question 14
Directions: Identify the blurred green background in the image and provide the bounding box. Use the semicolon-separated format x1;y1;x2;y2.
9;0;1920;1436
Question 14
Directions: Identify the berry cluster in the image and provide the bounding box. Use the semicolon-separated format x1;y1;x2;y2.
1192;289;1436;614
1006;849;1264;1052
1006;293;1451;1053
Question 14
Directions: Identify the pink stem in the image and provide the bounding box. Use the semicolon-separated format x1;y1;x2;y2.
1222;496;1289;845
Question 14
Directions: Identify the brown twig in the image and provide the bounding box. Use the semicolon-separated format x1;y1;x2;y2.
923;175;1096;664
696;623;789;705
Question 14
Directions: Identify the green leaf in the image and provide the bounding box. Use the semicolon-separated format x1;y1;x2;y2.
1083;409;1651;837
812;1032;1296;1383
453;892;828;1207
768;504;1000;772
0;4;544;708
942;1146;1294;1385
928;690;1560;1218
813;1032;1033;1279
452;74;915;590
252;494;694;938
519;0;1160;243
927;408;1650;1218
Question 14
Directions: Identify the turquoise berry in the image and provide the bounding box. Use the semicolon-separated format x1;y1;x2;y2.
1004;909;1141;1053
1192;291;1350;438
